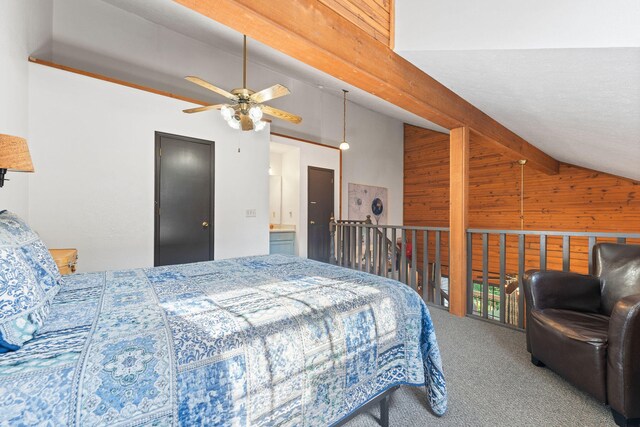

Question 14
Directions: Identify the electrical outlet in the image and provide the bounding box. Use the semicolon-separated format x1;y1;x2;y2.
246;209;256;218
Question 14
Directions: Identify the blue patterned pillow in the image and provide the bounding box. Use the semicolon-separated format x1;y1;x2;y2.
0;211;61;352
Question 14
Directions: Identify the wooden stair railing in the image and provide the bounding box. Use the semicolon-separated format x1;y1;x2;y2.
330;218;450;310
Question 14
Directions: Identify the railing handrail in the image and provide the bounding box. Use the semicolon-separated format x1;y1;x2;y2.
334;223;450;232
467;228;640;239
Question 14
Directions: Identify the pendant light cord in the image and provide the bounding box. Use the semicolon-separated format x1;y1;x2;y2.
243;35;247;89
519;160;527;230
343;89;348;141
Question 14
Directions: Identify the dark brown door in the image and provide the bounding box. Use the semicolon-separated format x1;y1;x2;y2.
308;166;334;263
154;132;214;266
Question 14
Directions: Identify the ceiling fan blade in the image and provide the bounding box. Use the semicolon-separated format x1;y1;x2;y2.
240;114;253;131
262;105;302;124
182;104;225;114
250;84;291;104
185;76;236;100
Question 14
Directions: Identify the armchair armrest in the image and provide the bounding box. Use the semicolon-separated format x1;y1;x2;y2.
607;294;640;419
523;270;601;312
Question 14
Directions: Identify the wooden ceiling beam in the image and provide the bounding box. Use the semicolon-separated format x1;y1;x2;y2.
174;0;560;175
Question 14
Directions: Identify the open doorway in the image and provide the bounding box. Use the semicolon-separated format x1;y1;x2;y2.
269;134;340;260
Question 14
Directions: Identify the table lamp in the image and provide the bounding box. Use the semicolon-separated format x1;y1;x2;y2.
0;134;34;187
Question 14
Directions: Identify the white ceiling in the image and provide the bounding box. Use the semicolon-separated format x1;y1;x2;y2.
100;0;444;133
395;0;640;180
395;0;640;51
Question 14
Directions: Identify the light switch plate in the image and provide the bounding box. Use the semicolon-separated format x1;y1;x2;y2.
246;209;257;218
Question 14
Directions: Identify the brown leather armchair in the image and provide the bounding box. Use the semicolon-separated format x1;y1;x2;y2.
523;243;640;427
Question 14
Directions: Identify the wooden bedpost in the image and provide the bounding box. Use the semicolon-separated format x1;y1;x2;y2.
449;127;470;317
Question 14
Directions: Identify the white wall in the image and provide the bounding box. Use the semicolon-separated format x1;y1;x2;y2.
28;64;269;272
0;0;52;219
269;153;283;176
281;147;300;228
271;135;340;258
337;107;405;227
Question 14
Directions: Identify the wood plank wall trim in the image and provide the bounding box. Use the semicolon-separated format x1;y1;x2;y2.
174;0;560;175
404;123;640;279
448;127;470;317
28;57;208;107
28;57;273;123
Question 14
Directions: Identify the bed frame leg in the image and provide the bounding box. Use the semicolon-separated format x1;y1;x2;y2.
380;395;389;427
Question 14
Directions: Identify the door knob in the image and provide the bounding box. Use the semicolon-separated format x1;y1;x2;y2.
310;220;315;225
202;221;209;228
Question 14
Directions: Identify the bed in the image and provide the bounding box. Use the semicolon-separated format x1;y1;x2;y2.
0;252;447;426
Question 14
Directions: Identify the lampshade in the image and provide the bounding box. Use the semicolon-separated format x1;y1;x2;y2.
0;134;34;172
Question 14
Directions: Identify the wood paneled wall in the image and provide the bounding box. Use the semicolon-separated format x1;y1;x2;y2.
319;0;394;47
404;124;640;280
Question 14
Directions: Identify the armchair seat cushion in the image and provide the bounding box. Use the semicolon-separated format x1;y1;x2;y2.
529;308;609;402
532;309;609;343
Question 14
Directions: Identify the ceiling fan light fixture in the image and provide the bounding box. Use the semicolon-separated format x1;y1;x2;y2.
221;105;234;121
254;120;267;132
249;106;263;122
184;35;301;131
228;116;241;130
339;141;350;151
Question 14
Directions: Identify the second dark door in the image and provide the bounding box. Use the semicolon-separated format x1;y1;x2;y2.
155;132;214;266
308;166;334;263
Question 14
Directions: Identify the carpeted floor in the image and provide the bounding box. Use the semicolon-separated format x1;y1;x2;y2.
344;307;614;427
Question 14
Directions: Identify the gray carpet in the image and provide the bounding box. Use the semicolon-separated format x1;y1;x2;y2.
344;307;613;426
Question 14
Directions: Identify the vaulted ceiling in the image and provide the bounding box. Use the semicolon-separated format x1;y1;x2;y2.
99;0;442;133
98;0;639;180
395;0;640;180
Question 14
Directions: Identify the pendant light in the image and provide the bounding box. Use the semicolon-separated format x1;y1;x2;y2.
339;89;350;151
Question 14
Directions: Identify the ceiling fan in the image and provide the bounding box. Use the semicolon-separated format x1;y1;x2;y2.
182;35;302;132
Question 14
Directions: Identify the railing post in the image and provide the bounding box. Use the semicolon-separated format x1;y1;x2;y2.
423;230;429;302
391;228;397;280
329;216;336;264
499;233;506;323
435;231;442;305
449;126;470;317
400;229;407;284
562;235;570;272
382;227;389;278
365;226;371;273
466;232;473;314
588;236;596;275
411;229;417;291
482;233;489;319
350;225;356;270
518;234;526;328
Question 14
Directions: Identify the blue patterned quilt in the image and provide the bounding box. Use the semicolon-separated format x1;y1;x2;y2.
0;255;447;426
